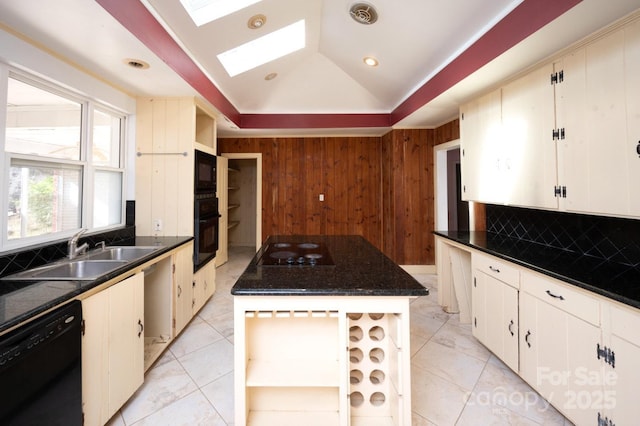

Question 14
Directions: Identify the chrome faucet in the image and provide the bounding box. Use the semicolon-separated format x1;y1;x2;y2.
68;229;89;259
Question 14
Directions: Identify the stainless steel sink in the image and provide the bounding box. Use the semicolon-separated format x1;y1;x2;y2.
1;245;164;281
83;246;161;261
3;260;128;281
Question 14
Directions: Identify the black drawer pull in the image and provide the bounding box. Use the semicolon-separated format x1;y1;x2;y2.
545;290;565;300
525;330;532;348
508;319;515;336
489;266;500;273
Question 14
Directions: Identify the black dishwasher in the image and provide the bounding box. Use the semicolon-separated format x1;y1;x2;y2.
0;300;82;425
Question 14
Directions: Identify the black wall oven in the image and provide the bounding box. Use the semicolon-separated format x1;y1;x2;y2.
194;193;220;270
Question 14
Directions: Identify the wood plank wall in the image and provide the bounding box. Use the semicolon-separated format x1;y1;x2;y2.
218;137;383;249
218;118;463;265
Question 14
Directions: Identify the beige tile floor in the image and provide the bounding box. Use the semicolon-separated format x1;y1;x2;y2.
106;246;572;426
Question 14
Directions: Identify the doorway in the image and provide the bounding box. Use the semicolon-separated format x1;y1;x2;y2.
434;140;471;232
221;153;262;254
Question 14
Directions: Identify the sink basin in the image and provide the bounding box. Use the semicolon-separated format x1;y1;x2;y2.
3;260;128;281
84;246;161;261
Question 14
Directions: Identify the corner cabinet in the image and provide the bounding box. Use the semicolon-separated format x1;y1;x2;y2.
234;296;413;426
135;97;217;236
81;272;144;426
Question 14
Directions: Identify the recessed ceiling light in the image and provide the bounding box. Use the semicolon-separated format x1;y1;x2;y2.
265;72;277;80
363;56;378;67
218;19;305;77
124;58;150;69
248;14;266;29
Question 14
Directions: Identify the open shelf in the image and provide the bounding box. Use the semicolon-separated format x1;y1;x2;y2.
246;359;340;387
248;410;340;426
228;221;240;230
144;336;170;370
228;204;240;210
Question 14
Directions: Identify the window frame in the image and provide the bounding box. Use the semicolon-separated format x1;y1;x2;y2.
1;68;127;251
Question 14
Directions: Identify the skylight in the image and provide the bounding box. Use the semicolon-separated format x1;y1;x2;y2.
218;20;306;77
180;0;262;26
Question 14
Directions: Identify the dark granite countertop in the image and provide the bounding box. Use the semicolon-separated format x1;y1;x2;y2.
231;235;429;297
0;236;193;334
435;231;640;310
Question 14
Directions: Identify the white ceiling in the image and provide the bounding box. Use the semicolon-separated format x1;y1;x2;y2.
0;0;639;137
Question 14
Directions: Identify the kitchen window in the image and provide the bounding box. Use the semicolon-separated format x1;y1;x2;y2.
3;73;126;248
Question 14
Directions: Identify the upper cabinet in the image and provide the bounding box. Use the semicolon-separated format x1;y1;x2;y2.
136;97;217;236
461;16;640;218
556;20;640;217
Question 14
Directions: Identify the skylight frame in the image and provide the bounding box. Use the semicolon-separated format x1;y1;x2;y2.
180;0;262;26
217;19;306;77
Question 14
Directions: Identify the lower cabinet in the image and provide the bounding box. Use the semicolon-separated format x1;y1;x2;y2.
600;301;640;424
82;272;144;426
519;270;602;426
193;259;216;314
472;253;519;371
234;297;412;426
173;242;194;334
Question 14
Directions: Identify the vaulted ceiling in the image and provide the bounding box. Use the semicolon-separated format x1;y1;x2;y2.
1;0;639;136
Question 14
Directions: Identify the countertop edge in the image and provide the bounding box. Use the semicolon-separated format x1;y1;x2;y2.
0;236;193;335
434;231;640;310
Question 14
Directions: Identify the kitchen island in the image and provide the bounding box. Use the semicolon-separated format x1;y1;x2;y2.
231;235;428;426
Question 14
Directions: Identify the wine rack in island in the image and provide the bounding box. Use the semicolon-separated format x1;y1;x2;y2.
234;296;414;426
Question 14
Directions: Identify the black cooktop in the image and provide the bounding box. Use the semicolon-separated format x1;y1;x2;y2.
257;241;335;266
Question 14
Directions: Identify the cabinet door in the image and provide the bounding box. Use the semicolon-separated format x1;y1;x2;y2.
460;89;502;203
82;273;144;425
557;26;640;217
605;302;640;424
519;292;569;408
216;155;229;267
108;273;144;416
81;290;110;426
520;291;601;424
193;261;215;314
174;242;194;334
501;64;557;209
473;272;519;371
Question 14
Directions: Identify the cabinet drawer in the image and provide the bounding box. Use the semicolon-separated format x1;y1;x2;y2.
521;270;600;325
609;302;640;347
472;252;519;289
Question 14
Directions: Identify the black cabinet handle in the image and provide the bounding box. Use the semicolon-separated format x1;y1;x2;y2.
636;140;640;156
545;290;565;300
138;319;144;338
508;319;515;336
525;330;532;348
489;266;500;273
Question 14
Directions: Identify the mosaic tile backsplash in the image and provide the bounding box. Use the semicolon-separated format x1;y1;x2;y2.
486;205;640;267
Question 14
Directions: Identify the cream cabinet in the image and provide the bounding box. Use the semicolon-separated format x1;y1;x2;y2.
519;270;602;425
472;253;519;371
193;259;216;314
173;242;194;334
234;296;413;426
556;20;640;218
599;301;640;424
501;63;557;209
82;272;144;426
216;155;229;266
135;97;217;236
460;89;502;203
461;16;640;217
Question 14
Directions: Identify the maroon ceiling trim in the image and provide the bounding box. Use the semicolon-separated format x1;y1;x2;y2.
98;0;580;130
96;0;241;124
240;113;391;129
390;0;582;124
